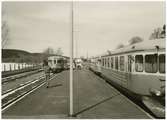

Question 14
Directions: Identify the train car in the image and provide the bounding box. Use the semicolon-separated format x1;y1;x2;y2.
48;55;69;73
89;56;102;75
89;39;165;117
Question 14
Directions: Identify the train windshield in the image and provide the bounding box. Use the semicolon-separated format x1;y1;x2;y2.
57;59;63;64
159;54;165;73
145;54;157;73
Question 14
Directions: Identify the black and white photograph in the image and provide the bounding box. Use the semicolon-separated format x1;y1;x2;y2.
1;1;165;119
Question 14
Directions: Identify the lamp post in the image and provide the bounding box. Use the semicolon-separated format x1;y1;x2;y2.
69;1;74;117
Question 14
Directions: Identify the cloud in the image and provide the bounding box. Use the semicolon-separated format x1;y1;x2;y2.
3;1;165;57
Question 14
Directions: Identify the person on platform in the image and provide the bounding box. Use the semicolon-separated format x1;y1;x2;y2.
43;60;51;88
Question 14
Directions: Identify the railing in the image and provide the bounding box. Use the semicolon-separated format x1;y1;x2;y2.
2;63;40;72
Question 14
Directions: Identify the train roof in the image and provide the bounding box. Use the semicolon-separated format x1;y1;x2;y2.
48;55;69;59
102;38;165;57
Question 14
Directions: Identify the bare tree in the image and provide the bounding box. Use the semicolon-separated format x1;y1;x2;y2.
54;47;63;56
107;50;112;55
43;47;54;60
161;24;166;38
43;47;54;55
2;5;10;49
149;25;165;40
129;36;143;45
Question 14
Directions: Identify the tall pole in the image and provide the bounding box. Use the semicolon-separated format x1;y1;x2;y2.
69;1;74;116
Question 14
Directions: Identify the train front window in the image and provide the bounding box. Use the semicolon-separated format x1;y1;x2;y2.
48;60;52;65
120;56;124;71
159;54;165;73
145;54;157;73
57;59;63;64
135;55;143;72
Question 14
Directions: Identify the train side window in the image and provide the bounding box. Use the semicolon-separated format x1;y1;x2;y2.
105;58;107;67
120;56;124;71
103;58;104;66
108;57;110;68
115;56;118;70
103;58;105;67
145;54;157;73
135;55;143;72
101;58;103;66
54;60;56;64
159;54;165;73
111;57;114;69
104;58;106;67
106;57;108;68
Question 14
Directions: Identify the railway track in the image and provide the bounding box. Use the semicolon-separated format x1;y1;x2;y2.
2;73;55;112
2;69;43;84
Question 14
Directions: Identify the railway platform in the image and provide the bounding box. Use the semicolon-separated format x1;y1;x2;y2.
2;69;152;119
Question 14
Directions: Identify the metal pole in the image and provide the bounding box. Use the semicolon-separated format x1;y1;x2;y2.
69;1;74;116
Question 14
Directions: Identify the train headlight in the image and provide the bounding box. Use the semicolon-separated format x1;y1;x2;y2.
149;88;162;97
155;90;161;96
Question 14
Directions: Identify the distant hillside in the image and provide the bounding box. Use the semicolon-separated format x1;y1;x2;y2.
2;49;44;63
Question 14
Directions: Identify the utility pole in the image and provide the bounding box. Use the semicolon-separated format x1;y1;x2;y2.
69;1;74;117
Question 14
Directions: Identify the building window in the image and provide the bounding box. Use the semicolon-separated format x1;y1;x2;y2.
159;54;165;73
135;55;143;72
115;56;118;70
120;56;125;71
111;57;114;69
145;54;157;73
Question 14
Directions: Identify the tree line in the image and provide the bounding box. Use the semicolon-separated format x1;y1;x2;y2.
116;24;165;49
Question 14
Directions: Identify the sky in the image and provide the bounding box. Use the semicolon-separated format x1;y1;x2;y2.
2;1;165;57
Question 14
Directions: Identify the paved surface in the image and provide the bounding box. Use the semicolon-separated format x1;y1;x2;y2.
2;69;151;119
2;71;44;94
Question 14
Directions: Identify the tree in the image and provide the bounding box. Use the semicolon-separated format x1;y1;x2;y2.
116;44;124;49
129;36;143;45
43;47;54;55
43;47;54;60
2;5;10;49
106;50;112;55
80;56;87;62
54;47;63;56
161;24;165;38
149;25;165;40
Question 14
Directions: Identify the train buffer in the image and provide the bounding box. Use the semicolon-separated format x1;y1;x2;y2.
2;69;152;119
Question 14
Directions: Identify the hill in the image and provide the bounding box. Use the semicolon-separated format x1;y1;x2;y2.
2;49;44;63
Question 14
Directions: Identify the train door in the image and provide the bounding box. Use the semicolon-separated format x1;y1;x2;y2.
126;55;133;88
